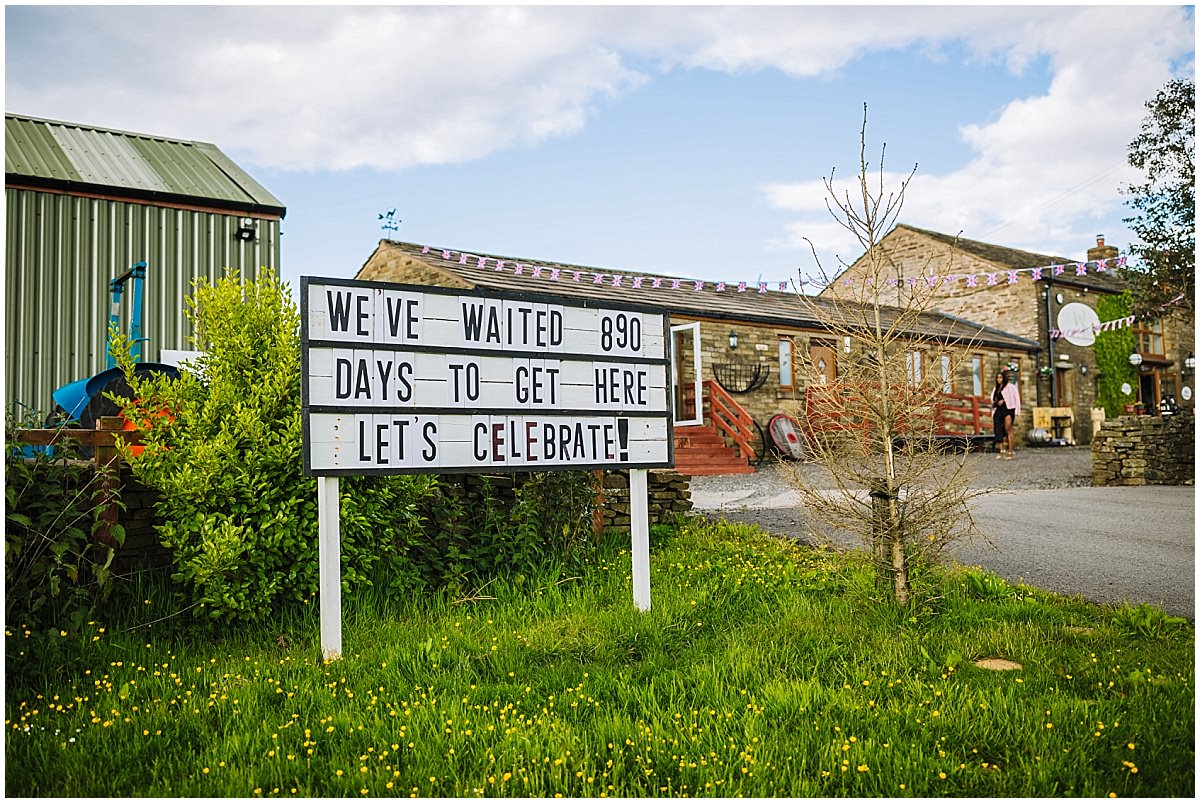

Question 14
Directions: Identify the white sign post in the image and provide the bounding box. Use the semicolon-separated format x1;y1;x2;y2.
316;476;342;661
301;278;673;657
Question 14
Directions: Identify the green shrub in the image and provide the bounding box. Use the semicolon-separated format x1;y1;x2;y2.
4;410;120;632
111;272;598;624
1094;291;1138;418
113;272;436;625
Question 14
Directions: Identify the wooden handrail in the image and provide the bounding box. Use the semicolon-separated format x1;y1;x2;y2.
805;383;996;438
703;379;757;459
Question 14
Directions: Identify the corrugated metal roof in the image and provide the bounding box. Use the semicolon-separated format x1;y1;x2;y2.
5;114;285;216
360;239;1041;352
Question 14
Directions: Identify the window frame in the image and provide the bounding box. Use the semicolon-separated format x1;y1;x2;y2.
1133;319;1165;358
906;349;924;387
778;336;795;388
940;354;954;394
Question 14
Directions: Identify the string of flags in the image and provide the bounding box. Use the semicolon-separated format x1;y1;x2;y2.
410;243;1185;346
419;243;1128;297
1049;293;1187;341
1051;315;1136;341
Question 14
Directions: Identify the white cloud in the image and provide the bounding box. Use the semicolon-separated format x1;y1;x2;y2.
6;4;1192;269
758;5;1194;265
6;6;647;170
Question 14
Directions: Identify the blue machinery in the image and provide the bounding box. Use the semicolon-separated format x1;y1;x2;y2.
50;261;178;427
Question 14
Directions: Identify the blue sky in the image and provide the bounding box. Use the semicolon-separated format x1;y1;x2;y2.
5;4;1195;294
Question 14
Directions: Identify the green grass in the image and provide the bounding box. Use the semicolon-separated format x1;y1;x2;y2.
5;517;1194;797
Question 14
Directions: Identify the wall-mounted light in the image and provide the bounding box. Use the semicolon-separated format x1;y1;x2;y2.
1185;353;1196;372
728;331;738;350
1079;364;1088;375
1129;351;1143;368
235;217;257;242
1055;292;1064;305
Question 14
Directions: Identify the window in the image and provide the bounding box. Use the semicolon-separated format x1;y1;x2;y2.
906;350;924;386
971;356;983;397
1134;319;1165;357
778;337;794;387
941;355;954;393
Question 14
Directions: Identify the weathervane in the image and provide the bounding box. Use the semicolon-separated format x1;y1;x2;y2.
378;208;400;236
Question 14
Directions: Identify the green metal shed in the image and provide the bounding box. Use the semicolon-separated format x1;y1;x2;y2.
5;113;286;416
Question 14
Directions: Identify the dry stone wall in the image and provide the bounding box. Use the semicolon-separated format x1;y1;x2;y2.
598;469;692;529
1091;412;1195;486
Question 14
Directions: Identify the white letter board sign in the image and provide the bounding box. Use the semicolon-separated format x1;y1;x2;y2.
301;277;675;475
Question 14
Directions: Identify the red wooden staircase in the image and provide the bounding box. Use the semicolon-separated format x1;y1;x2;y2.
672;380;759;475
673;423;755;475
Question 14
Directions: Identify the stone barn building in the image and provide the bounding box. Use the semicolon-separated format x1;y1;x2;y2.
354;238;1038;474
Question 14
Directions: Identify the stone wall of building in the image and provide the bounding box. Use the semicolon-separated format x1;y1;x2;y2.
819;226;1044;341
1091;412;1195;486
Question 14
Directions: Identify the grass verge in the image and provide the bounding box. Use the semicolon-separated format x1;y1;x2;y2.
5;517;1194;797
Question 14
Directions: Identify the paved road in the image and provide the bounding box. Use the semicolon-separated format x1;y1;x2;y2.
690;452;1195;619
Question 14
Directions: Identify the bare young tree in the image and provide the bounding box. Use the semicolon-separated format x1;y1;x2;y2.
778;108;992;606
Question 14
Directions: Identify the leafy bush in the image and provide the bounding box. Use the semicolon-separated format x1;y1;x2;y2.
114;272;436;625
112;272;598;624
1094;291;1138;418
4;410;120;631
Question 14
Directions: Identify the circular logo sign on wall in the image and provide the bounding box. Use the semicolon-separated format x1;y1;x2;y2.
1056;302;1102;347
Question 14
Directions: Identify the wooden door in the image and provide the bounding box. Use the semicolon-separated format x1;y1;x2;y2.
810;343;837;385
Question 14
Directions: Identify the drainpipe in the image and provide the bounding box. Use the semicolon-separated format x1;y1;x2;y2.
1045;278;1056;406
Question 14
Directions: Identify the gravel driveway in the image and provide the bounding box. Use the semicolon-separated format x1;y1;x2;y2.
690;445;1095;510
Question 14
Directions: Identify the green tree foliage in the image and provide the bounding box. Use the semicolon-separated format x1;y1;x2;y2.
114;273;436;624
1093;292;1138;418
1121;78;1194;321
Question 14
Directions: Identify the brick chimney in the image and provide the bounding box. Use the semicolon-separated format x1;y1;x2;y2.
1087;234;1119;262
